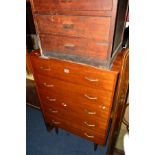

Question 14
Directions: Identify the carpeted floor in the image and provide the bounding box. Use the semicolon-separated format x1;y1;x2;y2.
26;106;109;155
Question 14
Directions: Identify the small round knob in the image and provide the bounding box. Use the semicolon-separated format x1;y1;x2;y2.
62;103;67;107
102;106;106;110
99;105;106;110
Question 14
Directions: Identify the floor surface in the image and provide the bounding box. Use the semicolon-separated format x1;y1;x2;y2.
26;106;109;155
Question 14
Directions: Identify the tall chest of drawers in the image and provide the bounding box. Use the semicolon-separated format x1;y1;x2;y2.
29;0;129;149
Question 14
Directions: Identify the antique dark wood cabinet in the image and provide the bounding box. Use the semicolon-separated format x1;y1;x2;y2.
30;0;128;67
29;0;129;153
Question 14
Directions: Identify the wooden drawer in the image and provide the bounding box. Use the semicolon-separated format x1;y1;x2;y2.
30;55;51;77
35;74;114;107
38;87;112;109
40;34;109;61
30;55;118;92
35;15;111;42
38;88;111;124
31;0;113;13
45;112;107;145
43;104;108;130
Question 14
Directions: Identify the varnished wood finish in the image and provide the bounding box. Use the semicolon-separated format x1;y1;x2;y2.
31;0;113;13
29;50;118;145
45;113;106;145
106;48;129;155
35;14;111;42
29;0;129;150
30;0;128;66
40;34;109;60
30;52;118;91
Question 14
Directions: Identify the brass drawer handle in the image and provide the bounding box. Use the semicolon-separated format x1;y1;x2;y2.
84;94;98;100
49;109;58;113
84;109;96;115
84;133;94;138
64;44;75;48
61;0;72;2
96;42;109;46
43;82;54;88
40;66;51;71
46;97;56;102
62;103;67;107
63;23;74;29
52;120;60;125
85;77;99;82
84;121;95;127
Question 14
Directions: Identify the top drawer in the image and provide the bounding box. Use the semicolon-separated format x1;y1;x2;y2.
31;0;113;13
30;52;118;92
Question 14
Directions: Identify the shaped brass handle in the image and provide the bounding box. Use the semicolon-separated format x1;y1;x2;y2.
85;77;99;82
40;66;50;71
43;82;54;88
84;133;94;138
52;120;60;125
84;94;98;100
84;109;96;115
46;97;56;102
84;121;95;127
49;109;58;113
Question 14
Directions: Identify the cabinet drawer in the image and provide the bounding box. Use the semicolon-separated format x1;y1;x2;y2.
31;0;113;13
30;55;51;77
35;74;114;106
35;15;111;42
40;34;109;61
45;112;107;145
43;104;108;130
30;55;118;92
38;87;112;109
39;88;111;125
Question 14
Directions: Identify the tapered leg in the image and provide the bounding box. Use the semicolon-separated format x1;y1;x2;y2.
55;127;59;135
45;123;53;132
94;143;98;151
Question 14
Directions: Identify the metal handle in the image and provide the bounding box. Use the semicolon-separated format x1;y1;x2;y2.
84;121;95;127
46;97;56;102
84;109;96;115
84;133;94;138
85;77;99;82
96;42;109;46
63;23;74;29
64;43;75;48
84;94;98;100
52;120;60;125
61;0;72;3
49;109;58;113
40;66;50;71
62;103;67;107
43;82;54;88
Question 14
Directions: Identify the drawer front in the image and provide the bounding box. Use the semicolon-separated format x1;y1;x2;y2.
44;112;107;145
35;15;111;42
43;104;108;131
31;0;113;13
35;74;114;106
30;56;118;92
40;34;109;60
38;85;111;109
38;88;111;126
30;55;51;77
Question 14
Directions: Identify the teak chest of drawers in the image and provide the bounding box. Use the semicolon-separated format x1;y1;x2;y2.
30;50;118;145
29;0;129;151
